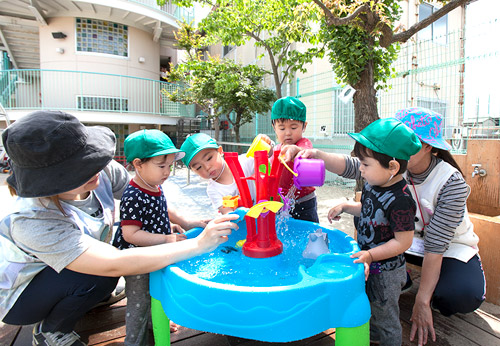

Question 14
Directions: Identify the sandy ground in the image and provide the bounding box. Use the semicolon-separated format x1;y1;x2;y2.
0;168;357;238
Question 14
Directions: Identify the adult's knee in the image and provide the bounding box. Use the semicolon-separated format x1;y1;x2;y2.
433;286;484;316
433;256;485;316
61;269;118;301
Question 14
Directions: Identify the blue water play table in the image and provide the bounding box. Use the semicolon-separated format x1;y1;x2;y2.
150;218;370;345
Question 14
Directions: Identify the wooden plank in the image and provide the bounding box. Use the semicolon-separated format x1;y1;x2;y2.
210;329;336;346
0;323;20;346
456;308;500;339
399;293;499;345
11;324;35;346
172;332;231;346
171;326;206;342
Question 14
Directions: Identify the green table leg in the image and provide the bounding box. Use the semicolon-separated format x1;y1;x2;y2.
336;321;369;346
151;297;170;346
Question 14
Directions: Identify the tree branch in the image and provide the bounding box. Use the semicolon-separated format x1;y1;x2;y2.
312;0;370;27
388;0;468;45
276;42;291;68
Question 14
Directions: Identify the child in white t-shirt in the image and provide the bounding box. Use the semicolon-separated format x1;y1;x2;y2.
181;133;269;214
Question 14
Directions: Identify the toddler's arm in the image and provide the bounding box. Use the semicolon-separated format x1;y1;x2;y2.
121;224;186;246
282;147;347;176
328;201;361;223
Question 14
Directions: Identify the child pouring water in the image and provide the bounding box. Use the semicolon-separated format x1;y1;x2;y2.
290;118;421;345
112;129;209;345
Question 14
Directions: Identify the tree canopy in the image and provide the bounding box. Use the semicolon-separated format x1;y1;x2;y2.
161;0;324;98
313;0;469;131
161;0;469;131
166;22;276;142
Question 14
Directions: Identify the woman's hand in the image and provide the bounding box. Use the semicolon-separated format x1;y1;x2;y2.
410;299;436;346
195;214;239;253
188;218;211;229
409;253;442;346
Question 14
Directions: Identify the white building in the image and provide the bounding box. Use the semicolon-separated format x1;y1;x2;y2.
0;0;197;160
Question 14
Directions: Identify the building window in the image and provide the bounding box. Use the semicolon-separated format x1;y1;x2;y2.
223;45;234;56
77;95;128;112
418;3;448;45
76;18;128;57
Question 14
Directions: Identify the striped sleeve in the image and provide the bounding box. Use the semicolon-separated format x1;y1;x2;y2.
342;155;362;180
424;172;469;254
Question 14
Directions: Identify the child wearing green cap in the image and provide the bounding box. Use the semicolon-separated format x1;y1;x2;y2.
286;118;421;345
181;133;275;214
271;96;318;222
112;129;209;345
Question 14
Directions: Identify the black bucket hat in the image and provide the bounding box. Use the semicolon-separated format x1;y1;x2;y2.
2;110;116;197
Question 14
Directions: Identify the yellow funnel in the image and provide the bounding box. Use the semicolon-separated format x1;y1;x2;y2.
246;135;272;158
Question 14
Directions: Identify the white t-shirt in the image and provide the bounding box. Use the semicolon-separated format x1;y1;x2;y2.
207;154;256;210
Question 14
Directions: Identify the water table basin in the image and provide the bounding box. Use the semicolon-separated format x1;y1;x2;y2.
150;218;370;344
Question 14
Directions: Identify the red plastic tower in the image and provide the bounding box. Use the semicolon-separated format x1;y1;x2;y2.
225;150;285;258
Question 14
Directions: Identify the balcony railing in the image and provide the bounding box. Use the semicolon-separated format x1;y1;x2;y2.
128;0;194;22
0;69;196;118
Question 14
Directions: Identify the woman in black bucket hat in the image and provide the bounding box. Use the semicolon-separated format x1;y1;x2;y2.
0;111;237;346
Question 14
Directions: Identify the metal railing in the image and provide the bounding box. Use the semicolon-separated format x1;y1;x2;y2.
128;0;194;22
0;69;195;117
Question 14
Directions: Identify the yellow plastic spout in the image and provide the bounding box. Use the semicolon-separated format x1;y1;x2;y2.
246;201;284;218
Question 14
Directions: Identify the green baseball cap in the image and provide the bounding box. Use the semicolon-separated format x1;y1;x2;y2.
271;96;306;122
180;133;219;167
125;129;184;163
348;118;422;160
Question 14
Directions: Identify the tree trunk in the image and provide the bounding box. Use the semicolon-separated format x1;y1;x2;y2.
352;59;379;132
213;117;220;141
352;59;377;192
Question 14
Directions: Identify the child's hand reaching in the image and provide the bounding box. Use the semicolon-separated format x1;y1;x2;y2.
280;145;302;162
170;223;186;234
165;233;187;243
327;203;345;223
256;134;274;147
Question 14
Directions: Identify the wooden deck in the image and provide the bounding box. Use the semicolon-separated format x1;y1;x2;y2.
2;265;500;346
